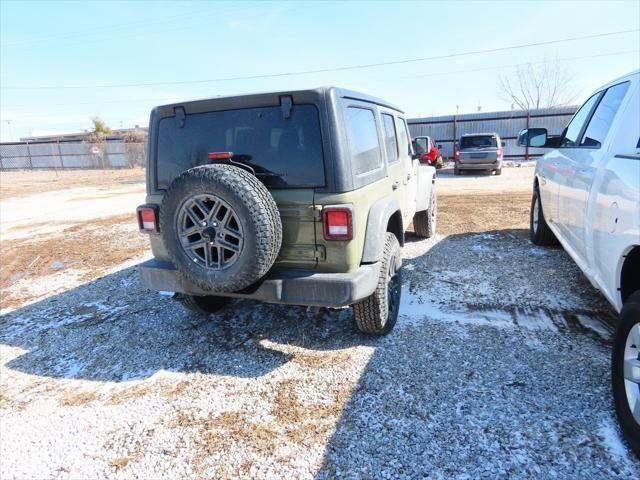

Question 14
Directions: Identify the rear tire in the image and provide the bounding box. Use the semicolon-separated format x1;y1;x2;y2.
353;233;402;335
413;188;437;238
495;168;502;176
530;187;558;246
176;294;230;315
612;291;640;457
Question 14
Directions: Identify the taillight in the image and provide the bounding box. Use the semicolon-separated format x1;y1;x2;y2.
497;146;503;160
137;205;159;234
454;148;460;160
323;206;353;241
208;151;234;160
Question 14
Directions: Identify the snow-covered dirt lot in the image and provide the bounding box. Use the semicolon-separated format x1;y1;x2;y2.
1;167;639;478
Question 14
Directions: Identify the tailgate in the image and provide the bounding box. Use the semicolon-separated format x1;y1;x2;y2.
459;149;498;164
270;189;322;270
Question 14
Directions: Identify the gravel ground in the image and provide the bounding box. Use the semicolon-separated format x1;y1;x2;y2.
1;167;639;478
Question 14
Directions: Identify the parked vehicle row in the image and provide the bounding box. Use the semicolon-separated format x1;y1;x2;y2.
136;71;639;457
519;70;640;456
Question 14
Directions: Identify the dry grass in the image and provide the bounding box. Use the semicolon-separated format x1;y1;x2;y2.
104;384;152;406
59;390;98;407
0;213;148;310
290;350;351;368
110;457;134;471
0;168;145;199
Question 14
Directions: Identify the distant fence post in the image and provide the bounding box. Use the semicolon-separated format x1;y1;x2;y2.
57;140;64;168
452;114;457;157
525;111;530;161
25;141;33;169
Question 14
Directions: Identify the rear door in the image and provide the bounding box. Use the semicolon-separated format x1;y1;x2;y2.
565;81;632;265
554;90;603;250
154;104;325;270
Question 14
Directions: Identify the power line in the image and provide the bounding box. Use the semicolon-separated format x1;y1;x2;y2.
3;48;636;114
2;28;637;90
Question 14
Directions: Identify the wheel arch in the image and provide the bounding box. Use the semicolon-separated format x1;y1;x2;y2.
620;246;640;304
361;196;404;263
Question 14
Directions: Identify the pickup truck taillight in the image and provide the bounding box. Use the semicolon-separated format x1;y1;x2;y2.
454;148;460;160
323;206;353;241
137;205;159;234
497;146;503;160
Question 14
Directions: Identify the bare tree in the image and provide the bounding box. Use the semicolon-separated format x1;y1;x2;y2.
499;60;577;110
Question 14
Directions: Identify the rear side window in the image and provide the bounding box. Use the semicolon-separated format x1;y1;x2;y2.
381;114;399;163
561;92;601;147
156;104;324;189
580;81;630;148
395;118;412;156
345;107;382;175
460;135;497;149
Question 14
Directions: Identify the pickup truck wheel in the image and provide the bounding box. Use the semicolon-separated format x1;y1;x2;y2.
175;294;230;315
412;188;437;238
530;187;558;246
353;233;402;335
612;290;640;457
160;164;282;293
495;168;502;176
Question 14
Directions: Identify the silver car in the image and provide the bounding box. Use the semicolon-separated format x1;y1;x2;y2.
454;133;505;175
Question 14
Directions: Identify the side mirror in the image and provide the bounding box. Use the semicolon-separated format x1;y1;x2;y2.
501;141;506;147
437;144;442;150
517;128;548;147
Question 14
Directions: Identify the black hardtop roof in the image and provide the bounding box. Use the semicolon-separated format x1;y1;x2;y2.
154;86;404;114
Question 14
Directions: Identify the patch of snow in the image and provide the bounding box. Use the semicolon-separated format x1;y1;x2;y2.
575;314;612;340
515;309;558;332
398;285;514;330
598;419;630;460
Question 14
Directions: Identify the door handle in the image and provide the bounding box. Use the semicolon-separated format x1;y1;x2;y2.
392;181;400;190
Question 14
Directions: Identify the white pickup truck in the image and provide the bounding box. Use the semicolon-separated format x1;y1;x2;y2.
518;70;640;456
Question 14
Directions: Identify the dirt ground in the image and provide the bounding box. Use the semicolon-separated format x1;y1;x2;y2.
0;168;145;199
2;166;638;478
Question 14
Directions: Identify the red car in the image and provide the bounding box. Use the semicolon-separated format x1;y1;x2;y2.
412;136;444;168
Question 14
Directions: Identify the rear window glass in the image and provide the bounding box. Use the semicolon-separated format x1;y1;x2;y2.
460;135;497;149
156;104;324;189
381;113;399;163
345;107;382;175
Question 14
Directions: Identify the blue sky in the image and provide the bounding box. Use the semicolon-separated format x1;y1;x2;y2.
1;0;638;141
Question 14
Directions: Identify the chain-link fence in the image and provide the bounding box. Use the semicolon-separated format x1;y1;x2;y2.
0;141;147;170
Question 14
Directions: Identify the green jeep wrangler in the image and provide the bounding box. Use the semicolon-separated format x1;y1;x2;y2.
137;87;437;335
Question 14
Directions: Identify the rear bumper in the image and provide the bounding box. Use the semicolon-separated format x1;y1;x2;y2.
139;259;382;308
456;160;501;170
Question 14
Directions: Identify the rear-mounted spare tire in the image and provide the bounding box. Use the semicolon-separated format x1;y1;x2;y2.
160;164;282;293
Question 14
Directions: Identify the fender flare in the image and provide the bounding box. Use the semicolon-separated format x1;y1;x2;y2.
361;196;404;263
